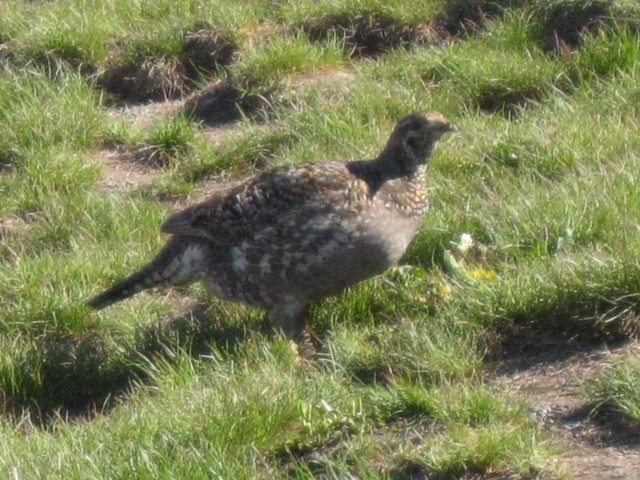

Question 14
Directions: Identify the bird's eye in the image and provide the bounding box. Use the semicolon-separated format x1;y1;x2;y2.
406;135;420;151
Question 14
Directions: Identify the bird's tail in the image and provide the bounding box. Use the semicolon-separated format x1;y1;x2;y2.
88;240;206;310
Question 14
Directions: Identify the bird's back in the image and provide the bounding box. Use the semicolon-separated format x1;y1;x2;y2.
161;162;369;241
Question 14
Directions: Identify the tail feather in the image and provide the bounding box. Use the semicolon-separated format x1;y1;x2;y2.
88;241;205;310
88;266;159;310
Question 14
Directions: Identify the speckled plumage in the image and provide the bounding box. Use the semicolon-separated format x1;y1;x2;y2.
89;112;456;340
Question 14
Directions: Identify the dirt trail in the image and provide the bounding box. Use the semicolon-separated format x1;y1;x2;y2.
94;147;157;191
492;341;640;479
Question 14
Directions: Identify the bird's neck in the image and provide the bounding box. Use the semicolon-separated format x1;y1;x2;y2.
347;147;427;197
374;140;427;178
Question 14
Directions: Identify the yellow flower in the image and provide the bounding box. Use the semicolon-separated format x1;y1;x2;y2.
468;268;498;281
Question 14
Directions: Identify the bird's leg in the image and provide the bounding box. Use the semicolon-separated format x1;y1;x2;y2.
269;303;315;358
270;302;307;340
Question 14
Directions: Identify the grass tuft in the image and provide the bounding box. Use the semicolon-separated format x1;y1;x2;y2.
136;115;198;167
587;352;640;422
572;25;640;79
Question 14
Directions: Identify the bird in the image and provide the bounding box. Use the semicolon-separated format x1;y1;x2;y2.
88;112;456;342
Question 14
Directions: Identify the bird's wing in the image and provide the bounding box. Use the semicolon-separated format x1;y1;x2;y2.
160;163;371;243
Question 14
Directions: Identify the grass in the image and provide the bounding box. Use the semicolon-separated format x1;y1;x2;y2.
588;351;640;422
1;0;640;478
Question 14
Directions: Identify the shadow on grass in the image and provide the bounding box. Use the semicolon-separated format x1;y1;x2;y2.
303;9;431;58
1;331;131;425
300;0;524;59
181;78;268;127
437;0;524;37
0;303;253;426
559;401;640;448
135;303;249;359
274;431;348;479
485;322;627;376
484;287;640;374
387;461;510;480
473;85;547;119
532;0;611;52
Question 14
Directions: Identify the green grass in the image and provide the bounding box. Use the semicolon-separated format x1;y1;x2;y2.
1;0;640;478
136;114;199;167
588;351;640;422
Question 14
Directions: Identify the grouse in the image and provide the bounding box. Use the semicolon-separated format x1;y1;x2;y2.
88;112;456;341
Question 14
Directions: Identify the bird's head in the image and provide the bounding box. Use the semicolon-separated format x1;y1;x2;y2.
384;112;456;170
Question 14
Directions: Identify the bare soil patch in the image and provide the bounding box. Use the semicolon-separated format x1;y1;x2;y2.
96;100;184;192
108;98;183;130
490;335;640;479
199;122;254;148
291;68;355;93
94;148;157;192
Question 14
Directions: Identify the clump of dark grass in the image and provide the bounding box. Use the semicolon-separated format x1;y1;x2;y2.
415;17;568;117
180;26;238;78
99;26;237;103
530;0;613;51
301;8;432;58
100;54;190;102
436;0;526;36
183;33;346;125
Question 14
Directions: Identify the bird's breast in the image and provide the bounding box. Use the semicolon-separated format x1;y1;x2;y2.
359;207;423;265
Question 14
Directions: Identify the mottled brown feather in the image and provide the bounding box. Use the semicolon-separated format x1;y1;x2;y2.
160;163;371;244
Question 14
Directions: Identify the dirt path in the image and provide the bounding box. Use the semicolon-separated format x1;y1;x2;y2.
94;147;157;192
491;340;640;479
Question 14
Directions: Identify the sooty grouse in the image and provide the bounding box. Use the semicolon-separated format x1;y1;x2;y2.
89;112;456;340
